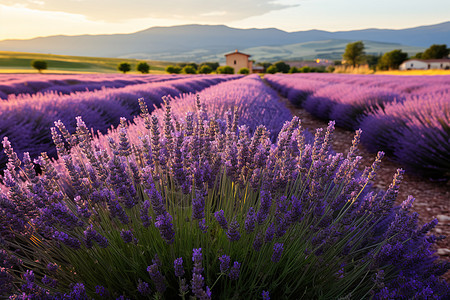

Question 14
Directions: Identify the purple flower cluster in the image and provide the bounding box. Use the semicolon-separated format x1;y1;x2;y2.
265;73;450;179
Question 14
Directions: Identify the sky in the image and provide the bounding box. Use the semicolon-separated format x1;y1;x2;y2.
1;0;449;40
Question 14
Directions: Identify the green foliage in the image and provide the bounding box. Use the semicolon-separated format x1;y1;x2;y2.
136;62;150;74
217;66;234;74
181;65;197;74
198;65;213;74
118;62;131;74
238;68;249;75
266;65;277;74
273;61;290;73
200;62;219;72
31;60;47;73
378;49;408;70
257;62;272;72
288;66;300;73
412;52;423;59
343;41;366;67
300;66;311;73
365;54;381;71
422;44;449;59
326;65;336;73
166;65;182;74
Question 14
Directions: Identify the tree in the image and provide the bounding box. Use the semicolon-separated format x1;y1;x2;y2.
299;66;311;73
366;54;381;71
136;62;150;74
216;66;234;74
274;61;290;73
31;60;47;73
266;65;277;74
200;62;219;72
182;65;197;74
288;66;300;73
412;52;423;59
118;62;131;74
377;49;408;70
343;41;365;67
166;65;181;74
422;44;449;59
198;65;212;74
238;68;249;75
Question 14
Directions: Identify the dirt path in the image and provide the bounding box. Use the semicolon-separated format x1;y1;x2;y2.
277;94;450;281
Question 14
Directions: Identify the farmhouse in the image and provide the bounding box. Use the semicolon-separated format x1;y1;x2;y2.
225;50;254;74
399;58;450;70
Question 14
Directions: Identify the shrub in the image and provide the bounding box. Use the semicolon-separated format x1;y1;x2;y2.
238;68;249;75
31;60;47;73
118;62;131;74
198;65;212;74
166;65;181;74
137;62;150;74
288;67;299;73
266;65;277;74
1;98;448;299
181;65;197;74
217;66;234;74
273;61;290;73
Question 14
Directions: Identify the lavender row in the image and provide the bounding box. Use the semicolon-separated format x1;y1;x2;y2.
0;75;240;170
0;74;192;99
265;74;450;179
149;74;296;141
0;96;447;298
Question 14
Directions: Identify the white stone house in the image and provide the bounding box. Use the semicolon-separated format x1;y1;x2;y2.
399;59;450;70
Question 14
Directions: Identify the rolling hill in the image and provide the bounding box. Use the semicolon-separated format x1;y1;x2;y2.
0;22;448;62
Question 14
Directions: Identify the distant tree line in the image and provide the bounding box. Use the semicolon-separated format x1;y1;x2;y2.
342;41;449;71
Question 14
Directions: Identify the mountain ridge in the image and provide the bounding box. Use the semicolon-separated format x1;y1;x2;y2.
0;22;448;62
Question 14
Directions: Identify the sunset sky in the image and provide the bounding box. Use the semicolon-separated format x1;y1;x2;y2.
1;0;449;40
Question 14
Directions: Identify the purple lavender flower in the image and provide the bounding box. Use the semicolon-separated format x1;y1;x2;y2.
198;219;208;233
214;210;228;230
265;223;275;243
120;229;135;244
147;263;166;293
47;263;58;272
146;183;166;216
155;212;175;244
107;199;130;224
229;261;241;280
245;207;256;233
192;248;203;274
257;190;272;224
41;275;58;288
271;243;284;263
67;283;88;300
174;257;185;277
192;194;205;220
95;285;110;298
191;273;206;298
137;280;151;295
262;290;270;300
53;231;81;249
226;219;241;242
140;200;152;228
219;255;231;273
253;232;264;251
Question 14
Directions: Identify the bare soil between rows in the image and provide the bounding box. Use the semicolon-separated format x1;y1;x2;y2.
277;95;450;282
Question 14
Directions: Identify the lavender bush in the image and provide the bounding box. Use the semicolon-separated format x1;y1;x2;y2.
265;73;450;179
0;97;448;299
0;75;239;171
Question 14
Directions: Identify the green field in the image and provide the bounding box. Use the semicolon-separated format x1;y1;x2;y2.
0;51;173;74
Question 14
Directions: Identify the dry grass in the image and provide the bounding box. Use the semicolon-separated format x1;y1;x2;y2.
376;69;450;76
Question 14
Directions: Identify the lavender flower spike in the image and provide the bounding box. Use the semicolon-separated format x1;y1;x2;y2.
174;257;185;277
271;243;284;263
229;261;241;280
155;212;175;244
214;210;228;230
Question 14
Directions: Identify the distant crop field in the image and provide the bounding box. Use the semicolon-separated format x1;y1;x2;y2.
0;51;171;74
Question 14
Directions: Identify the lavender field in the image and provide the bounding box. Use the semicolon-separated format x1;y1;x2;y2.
266;73;450;180
0;73;449;299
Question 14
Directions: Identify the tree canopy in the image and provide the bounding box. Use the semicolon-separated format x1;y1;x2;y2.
136;62;150;74
31;60;47;73
378;49;408;70
343;41;365;67
422;44;449;59
216;66;234;74
273;61;290;73
118;62;131;74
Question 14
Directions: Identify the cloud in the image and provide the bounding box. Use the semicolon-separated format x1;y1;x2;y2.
2;0;298;22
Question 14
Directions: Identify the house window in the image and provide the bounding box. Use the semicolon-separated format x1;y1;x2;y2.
428;64;430;69
441;64;443;68
411;63;413;67
234;60;236;65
